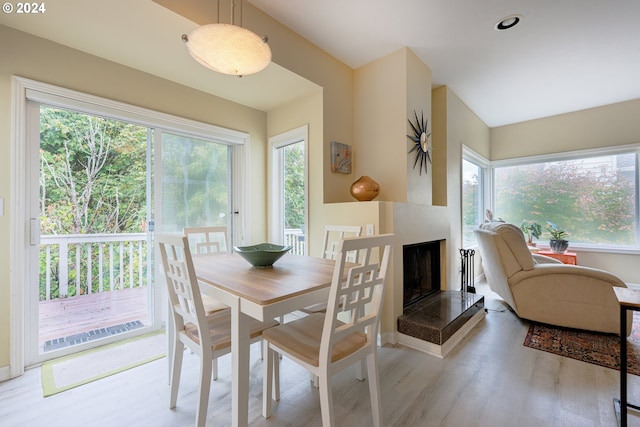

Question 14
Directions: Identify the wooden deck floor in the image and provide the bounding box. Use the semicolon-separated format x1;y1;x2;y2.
38;287;150;350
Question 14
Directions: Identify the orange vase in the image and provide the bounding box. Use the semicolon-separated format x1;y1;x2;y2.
350;176;380;201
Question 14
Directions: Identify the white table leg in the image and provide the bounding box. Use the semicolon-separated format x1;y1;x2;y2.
231;297;250;427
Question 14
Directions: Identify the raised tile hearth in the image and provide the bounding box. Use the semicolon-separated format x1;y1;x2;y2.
397;290;485;358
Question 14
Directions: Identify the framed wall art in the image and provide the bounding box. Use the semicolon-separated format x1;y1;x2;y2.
330;141;352;174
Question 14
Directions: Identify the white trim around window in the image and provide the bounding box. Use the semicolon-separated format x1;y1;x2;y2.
268;125;309;253
462;146;490;248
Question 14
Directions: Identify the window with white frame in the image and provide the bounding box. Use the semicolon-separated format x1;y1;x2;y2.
462;148;489;247
269;125;308;255
493;148;639;249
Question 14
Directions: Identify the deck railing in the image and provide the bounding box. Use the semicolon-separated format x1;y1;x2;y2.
40;230;305;301
284;228;305;255
40;233;148;301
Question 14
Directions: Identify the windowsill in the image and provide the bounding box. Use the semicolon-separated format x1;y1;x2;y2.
534;244;640;255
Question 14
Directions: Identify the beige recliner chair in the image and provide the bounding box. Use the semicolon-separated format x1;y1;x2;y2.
475;222;631;335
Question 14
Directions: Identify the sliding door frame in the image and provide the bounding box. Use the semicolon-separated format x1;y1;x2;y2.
10;76;251;374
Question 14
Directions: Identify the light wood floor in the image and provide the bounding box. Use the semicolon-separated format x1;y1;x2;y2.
3;281;640;427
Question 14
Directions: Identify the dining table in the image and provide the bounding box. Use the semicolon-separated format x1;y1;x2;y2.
191;252;338;427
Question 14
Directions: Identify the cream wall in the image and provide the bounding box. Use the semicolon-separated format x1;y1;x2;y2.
350;47;433;205
405;49;433;207
433;86;491;286
490;99;640;283
245;6;355;205
353;48;408;202
432;88;448;206
490;99;640;160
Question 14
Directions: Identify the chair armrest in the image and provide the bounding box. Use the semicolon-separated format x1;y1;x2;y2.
512;264;627;287
508;264;631;335
532;254;563;264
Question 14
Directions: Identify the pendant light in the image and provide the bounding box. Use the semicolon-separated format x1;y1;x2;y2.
181;0;271;77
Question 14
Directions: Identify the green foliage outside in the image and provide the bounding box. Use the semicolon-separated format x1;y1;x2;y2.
494;156;636;246
39;107;147;235
283;142;305;230
39;106;148;300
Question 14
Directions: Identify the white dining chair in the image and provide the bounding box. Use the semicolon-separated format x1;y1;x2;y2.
184;226;230;320
322;224;363;262
262;233;393;427
184;226;230;256
302;225;364;387
157;233;279;427
184;225;280;363
300;225;362;315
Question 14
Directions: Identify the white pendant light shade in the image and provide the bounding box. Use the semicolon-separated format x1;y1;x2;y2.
183;23;271;76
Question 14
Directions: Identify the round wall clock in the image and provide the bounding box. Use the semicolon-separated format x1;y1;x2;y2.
407;110;432;175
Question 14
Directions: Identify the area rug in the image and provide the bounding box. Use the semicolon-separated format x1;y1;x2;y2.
41;330;165;397
523;314;640;375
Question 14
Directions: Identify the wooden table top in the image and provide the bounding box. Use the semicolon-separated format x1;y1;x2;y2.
613;287;640;309
192;253;337;305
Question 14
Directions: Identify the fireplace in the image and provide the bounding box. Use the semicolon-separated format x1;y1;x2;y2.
398;238;485;356
402;240;442;308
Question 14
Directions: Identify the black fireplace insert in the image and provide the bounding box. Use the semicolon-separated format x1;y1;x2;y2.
402;240;442;308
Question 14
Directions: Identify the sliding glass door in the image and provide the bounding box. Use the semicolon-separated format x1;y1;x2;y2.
27;103;156;364
21;81;245;366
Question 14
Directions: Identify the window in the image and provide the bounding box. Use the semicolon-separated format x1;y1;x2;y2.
493;149;639;249
269;126;308;255
462;148;489;247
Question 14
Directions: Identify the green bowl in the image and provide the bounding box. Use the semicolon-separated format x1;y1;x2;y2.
233;243;292;267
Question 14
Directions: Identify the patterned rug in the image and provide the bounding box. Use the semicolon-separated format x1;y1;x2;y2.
523;313;640;375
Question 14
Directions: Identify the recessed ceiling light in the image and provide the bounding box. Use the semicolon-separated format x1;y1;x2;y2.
494;14;522;31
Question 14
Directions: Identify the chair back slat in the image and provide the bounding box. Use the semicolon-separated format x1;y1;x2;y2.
157;233;210;349
184;226;230;256
321;234;393;360
322;225;362;262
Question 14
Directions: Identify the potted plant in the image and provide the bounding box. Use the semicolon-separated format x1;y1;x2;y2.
520;220;542;247
546;221;569;253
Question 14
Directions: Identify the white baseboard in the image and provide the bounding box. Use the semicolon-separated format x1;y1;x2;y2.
0;365;11;382
396;309;485;358
380;331;396;346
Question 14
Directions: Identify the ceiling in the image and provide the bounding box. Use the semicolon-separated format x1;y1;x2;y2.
2;0;639;127
250;0;640;127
